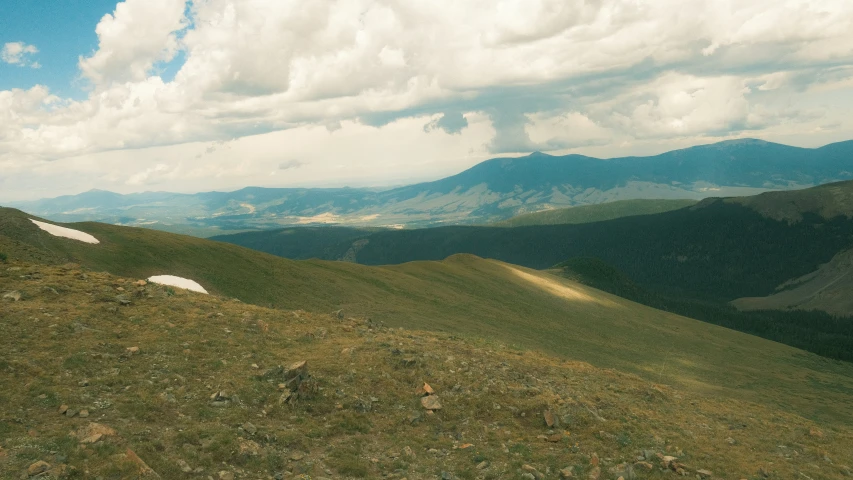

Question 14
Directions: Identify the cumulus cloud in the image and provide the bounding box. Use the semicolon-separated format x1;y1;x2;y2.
2;42;40;68
1;0;853;199
79;0;187;86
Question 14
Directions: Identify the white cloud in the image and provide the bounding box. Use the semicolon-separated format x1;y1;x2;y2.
1;0;853;200
2;42;40;68
79;0;187;86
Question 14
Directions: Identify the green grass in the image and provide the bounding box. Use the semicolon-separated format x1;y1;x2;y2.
493;199;697;227
2;207;853;426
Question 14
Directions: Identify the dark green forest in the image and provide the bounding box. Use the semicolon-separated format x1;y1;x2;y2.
554;257;853;362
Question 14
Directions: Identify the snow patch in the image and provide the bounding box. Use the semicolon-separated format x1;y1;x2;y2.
30;219;100;244
147;275;209;294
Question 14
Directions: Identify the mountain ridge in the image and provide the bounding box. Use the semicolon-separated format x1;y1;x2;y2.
7;138;853;234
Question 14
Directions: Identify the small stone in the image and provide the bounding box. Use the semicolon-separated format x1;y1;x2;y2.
58;405;69;415
809;427;824;438
588;466;601;480
334;309;344;319
126;346;140;355
218;471;235;480
559;467;574;478
726;437;736;445
116;287;125;292
177;459;192;473
422;382;434;395
79;409;89;418
116;295;131;305
477;460;489;469
65;409;78;418
242;422;257;435
135;280;147;286
403;446;415;458
590;453;599;467
421;395;442;410
521;474;536;480
80;433;103;444
546;433;563;442
2;291;21;302
522;464;545;480
696;469;713;478
27;461;50;476
544;409;557;427
290;452;305;461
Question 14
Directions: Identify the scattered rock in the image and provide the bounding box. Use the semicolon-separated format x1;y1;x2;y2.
726;437;737;445
74;422;117;441
590;453;599;467
80;433;103;444
58;405;68;415
544;409;558;428
421;395;442;410
290;452;305;461
334;309;344;319
809;427;824;438
242;422;257;435
696;469;713;478
403;446;416;458
126;346;140;355
125;448;160;477
559;467;574;478
79;409;89;418
477;460;489;469
210;391;229;407
421;382;434;395
135;280;147;286
177;459;192;473
116;295;131;305
218;471;235;480
3;291;21;301
588;466;601;479
65;409;78;418
27;461;50;476
521;474;536;480
522;464;545;479
546;433;564;442
237;437;262;456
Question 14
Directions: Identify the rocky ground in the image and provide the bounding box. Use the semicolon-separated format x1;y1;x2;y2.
1;262;851;479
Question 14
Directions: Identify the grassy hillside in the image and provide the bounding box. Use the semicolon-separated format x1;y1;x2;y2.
728;179;853;223
493;199;697;227
2;264;851;479
732;247;853;316
2;207;853;427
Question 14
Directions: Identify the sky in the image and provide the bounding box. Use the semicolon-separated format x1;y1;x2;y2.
1;0;853;201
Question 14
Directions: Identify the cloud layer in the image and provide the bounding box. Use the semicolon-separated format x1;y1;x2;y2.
2;0;853;200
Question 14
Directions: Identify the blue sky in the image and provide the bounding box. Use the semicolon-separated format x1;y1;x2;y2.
1;0;120;98
1;0;852;201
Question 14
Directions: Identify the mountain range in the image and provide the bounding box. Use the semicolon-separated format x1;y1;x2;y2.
8;138;853;235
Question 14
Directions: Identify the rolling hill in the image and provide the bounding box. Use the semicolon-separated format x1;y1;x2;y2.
8;138;853;233
2;206;853;428
492;199;697;227
3;263;851;479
